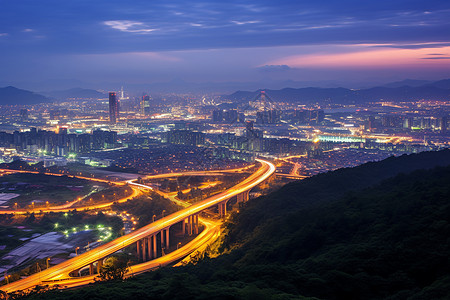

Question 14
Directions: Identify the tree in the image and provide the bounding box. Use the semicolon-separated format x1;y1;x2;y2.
97;255;130;281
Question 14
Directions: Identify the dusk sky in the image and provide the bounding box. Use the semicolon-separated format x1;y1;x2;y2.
1;0;450;90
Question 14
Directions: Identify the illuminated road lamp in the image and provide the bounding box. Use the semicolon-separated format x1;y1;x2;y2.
75;247;80;255
152;214;156;222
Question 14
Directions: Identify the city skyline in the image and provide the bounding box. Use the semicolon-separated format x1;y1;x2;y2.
1;1;450;91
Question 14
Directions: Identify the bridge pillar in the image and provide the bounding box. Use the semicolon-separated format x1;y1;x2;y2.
152;235;157;259
165;228;170;249
89;263;94;275
97;259;103;273
219;202;227;217
194;214;199;235
188;216;193;236
147;237;152;260
142;238;147;261
160;230;164;253
136;240;141;261
237;193;244;203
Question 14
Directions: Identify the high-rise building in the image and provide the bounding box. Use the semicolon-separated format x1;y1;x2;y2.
224;109;238;123
441;116;448;135
166;130;205;146
212;109;224;122
109;92;119;124
141;95;151;115
20;109;28;120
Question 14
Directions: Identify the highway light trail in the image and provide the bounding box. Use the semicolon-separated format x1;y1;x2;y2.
1;159;275;294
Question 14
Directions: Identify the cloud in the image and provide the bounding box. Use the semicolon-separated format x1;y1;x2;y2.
0;33;8;37
103;20;157;34
23;28;34;32
257;64;292;72
379;42;450;49
421;56;450;59
231;20;260;25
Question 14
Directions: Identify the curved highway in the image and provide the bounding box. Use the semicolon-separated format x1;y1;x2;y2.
1;158;275;294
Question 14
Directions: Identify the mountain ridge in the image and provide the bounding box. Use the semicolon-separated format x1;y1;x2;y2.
0;86;50;105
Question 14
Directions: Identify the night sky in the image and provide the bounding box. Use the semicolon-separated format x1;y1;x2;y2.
1;0;450;89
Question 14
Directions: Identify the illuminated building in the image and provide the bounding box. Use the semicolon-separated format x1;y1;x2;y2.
141;95;151;115
109;92;119;124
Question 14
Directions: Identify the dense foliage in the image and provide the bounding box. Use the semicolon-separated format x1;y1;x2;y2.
19;150;450;299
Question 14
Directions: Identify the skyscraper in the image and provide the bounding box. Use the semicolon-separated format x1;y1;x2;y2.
109;92;119;124
141;95;150;115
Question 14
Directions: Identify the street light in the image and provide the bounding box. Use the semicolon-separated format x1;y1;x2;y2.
152;214;156;222
162;210;166;218
46;257;51;269
177;242;182;250
75;247;80;255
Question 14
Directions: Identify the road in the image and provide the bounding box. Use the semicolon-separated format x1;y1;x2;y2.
1;158;275;294
0;170;141;215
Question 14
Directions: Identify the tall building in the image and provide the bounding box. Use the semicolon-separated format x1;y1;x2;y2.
109;92;119;124
20;109;28;120
141;95;151;115
166;130;205;146
224;109;238;123
212;109;224;122
441;116;448;135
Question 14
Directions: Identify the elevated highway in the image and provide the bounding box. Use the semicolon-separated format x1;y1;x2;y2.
1;158;275;294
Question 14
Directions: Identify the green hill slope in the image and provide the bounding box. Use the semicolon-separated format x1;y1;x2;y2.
21;150;450;300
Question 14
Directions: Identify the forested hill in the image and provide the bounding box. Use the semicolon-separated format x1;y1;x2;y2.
24;149;450;300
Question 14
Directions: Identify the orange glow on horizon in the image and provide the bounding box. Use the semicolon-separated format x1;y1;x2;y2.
269;45;450;69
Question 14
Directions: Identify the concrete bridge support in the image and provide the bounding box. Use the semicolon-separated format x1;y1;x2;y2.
146;236;153;260
236;190;249;204
136;240;141;261
152;235;157;259
142;238;147;261
218;201;227;217
165;228;170;249
195;214;199;234
96;259;103;273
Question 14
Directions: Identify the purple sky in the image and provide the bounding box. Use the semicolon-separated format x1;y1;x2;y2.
1;0;450;91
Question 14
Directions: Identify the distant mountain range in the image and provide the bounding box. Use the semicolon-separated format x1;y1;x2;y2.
0;86;108;105
41;88;107;100
0;86;50;105
1;78;450;105
227;79;450;103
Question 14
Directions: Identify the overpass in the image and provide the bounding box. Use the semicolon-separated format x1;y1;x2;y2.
1;158;275;294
